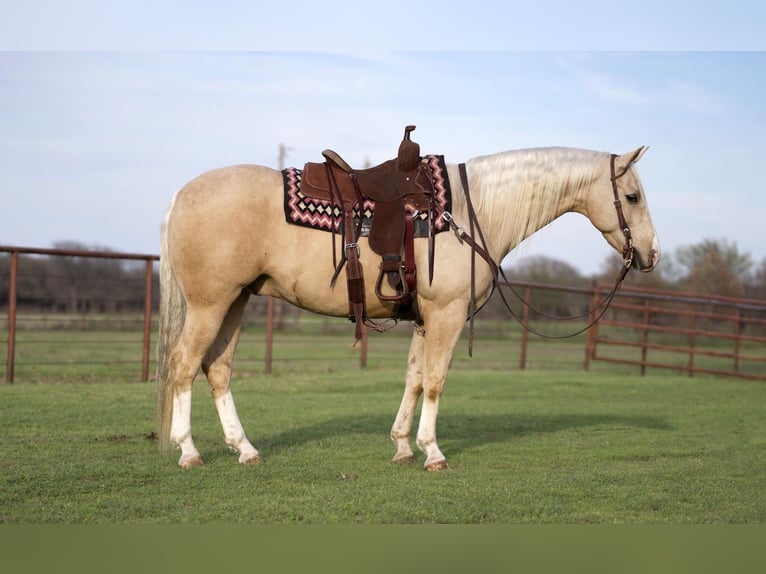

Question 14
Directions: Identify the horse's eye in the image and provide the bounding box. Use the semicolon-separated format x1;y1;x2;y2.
626;194;640;204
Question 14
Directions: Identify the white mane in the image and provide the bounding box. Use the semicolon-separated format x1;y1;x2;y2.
464;147;606;251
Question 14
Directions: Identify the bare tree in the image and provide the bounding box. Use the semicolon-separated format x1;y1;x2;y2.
674;238;752;297
745;257;766;301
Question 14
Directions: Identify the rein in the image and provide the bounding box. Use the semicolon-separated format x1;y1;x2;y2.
443;156;635;351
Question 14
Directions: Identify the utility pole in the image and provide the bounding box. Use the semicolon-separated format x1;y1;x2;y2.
278;144;289;172
265;143;290;374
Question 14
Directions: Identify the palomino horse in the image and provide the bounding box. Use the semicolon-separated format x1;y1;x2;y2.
156;145;660;470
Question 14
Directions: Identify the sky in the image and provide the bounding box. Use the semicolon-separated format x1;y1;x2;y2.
1;1;765;276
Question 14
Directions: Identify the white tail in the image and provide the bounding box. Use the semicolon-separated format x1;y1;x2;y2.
155;221;186;451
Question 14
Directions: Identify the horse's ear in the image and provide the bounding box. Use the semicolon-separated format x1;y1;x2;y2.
615;146;649;177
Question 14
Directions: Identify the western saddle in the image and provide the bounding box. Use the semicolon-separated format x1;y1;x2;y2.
300;125;436;340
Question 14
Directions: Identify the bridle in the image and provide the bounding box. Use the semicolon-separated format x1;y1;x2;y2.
437;155;639;352
610;153;636;279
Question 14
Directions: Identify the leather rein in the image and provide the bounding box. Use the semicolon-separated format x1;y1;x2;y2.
437;155;635;353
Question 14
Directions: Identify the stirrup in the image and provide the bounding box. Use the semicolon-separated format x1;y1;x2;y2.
375;254;409;302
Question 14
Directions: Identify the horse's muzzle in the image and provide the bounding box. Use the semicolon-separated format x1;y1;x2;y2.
634;248;660;272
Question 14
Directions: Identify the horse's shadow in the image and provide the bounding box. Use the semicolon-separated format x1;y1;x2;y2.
255;411;673;458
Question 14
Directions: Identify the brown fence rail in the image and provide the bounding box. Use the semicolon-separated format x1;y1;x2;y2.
585;284;766;381
3;246;765;383
2;245;158;382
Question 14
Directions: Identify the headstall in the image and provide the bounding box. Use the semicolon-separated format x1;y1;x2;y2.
436;155;639;348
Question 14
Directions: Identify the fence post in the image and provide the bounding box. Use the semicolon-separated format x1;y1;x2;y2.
583;282;599;371
519;285;531;370
5;250;18;383
141;258;153;382
733;307;742;374
687;313;696;377
265;296;274;374
360;326;368;368
640;298;650;376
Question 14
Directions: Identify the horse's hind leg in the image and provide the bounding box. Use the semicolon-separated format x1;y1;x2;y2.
169;301;234;468
201;291;261;465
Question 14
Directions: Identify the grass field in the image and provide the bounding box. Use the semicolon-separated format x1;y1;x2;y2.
1;328;765;524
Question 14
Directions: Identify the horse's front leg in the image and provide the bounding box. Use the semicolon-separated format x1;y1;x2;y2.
390;330;426;463
416;305;466;471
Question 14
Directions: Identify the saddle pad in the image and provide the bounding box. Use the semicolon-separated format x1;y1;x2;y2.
282;154;452;237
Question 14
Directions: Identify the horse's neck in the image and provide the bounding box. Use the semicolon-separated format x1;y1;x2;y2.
458;148;598;259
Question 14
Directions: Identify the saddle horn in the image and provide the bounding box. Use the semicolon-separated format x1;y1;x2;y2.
397;125;421;172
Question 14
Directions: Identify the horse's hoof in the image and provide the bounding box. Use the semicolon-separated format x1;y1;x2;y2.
179;454;204;468
425;459;450;472
239;453;263;465
392;453;417;465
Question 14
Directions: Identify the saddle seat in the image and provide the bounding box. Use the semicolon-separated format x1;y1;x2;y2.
319;125;427;203
298;126;436;338
321;152;430;204
301;126;433;256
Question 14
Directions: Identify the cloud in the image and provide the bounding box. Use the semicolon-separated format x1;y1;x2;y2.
555;53;725;116
579;71;654;107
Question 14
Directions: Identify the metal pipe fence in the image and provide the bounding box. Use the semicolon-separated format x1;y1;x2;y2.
3;245;765;383
585;283;766;381
2;246;158;382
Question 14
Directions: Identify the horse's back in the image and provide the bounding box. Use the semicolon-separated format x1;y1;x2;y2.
171;164;280;213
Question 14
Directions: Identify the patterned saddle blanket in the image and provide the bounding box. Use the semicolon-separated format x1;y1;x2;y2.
282;154;452;238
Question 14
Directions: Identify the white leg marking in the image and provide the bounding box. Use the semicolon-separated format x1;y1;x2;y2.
170;388;203;467
214;390;261;464
416;396;447;469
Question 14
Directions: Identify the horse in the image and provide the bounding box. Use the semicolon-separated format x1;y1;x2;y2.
156;144;660;471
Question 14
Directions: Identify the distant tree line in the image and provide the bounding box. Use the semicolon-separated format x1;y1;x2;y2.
480;237;766;320
0;241;158;314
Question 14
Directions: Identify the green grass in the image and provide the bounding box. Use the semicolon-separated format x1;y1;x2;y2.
1;359;765;523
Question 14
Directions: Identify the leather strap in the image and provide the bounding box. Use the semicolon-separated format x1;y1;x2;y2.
404;212;417;294
388;212;420;323
444;158;635;345
458;163;497;356
428;196;436;286
610;154;634;268
342;208;366;342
